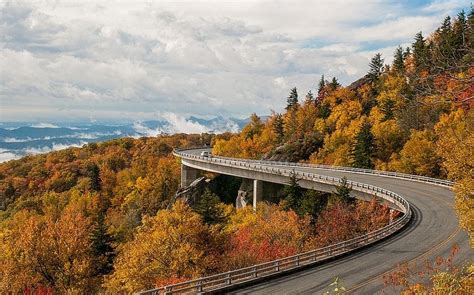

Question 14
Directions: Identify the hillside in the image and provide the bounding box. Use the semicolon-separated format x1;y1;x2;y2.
0;9;473;294
213;9;473;238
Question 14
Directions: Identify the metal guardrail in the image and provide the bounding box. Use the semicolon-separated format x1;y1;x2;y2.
175;147;454;188
135;148;430;294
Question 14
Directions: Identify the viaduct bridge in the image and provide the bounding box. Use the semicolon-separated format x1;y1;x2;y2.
139;147;470;294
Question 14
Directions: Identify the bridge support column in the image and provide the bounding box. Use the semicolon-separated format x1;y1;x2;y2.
253;179;262;210
181;164;200;187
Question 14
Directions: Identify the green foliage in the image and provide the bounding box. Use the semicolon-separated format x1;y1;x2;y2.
393;46;405;74
351;121;375;169
329;77;341;91
208;174;242;205
412;31;428;72
317;74;326;101
87;163;101;191
368;53;384;82
299;190;329;222
286;87;299;110
282;171;304;214
333;177;352;203
193;189;226;225
318;102;331;119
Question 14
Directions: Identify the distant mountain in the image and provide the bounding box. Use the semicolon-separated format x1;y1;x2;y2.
0;116;255;162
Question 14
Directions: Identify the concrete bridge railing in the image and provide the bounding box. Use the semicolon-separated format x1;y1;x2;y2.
135;148;425;294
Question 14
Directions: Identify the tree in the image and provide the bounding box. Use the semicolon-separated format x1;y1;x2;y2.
286;87;299;110
0;201;97;293
368;53;384;82
91;211;115;276
282;171;304;213
434;109;473;241
334;177;352;203
305;90;314;103
393;46;405;74
310;201;356;247
105;201;224;293
351;122;375;169
381;99;396;121
317;74;326;102
193;189;226;225
242;113;263;139
412;31;428;72
389;130;441;177
299;190;328;223
272;113;285;143
329;77;340;91
87;163;101;191
225;203;310;269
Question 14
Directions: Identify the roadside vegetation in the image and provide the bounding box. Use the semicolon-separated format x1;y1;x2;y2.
0;9;472;294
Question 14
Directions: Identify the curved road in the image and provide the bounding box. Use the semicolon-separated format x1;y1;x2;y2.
181;149;471;294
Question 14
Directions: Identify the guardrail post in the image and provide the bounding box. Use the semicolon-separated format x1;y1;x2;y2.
296;256;300;266
197;280;203;292
253;266;257;278
275;261;280;271
165;286;172;295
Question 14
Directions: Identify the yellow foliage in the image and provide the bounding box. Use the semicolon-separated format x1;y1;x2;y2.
388;130;441;177
434;109;474;244
104;201;225;293
0;201;96;293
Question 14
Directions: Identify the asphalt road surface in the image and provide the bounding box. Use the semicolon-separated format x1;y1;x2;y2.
183;149;472;294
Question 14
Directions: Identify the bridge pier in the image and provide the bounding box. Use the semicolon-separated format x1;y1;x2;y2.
253;179;262;210
181;164;200;187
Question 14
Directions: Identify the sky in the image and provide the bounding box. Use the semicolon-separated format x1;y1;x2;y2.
0;0;470;123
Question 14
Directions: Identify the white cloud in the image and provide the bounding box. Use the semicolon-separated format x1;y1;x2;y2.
31;122;59;128
23;142;88;155
0;149;20;162
0;0;469;122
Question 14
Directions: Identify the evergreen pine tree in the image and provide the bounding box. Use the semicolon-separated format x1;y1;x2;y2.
453;10;468;59
333;176;352;203
329;77;340;91
437;16;455;69
403;47;411;59
351;122;375;169
299;190;328;222
194;189;226;225
272;113;285;143
283;171;303;213
317;74;326;102
393;46;405;74
87;163;101;191
368;53;384;82
318;102;331;119
467;8;474;61
381;99;395;121
412;31;428;72
286;87;298;110
91;213;115;275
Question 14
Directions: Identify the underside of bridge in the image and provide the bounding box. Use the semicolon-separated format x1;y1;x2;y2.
180;160;402;211
181;163;284;210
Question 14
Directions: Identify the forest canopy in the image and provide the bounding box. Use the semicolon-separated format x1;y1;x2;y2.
0;8;473;294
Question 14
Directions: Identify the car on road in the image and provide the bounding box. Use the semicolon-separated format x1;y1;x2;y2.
200;151;212;157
